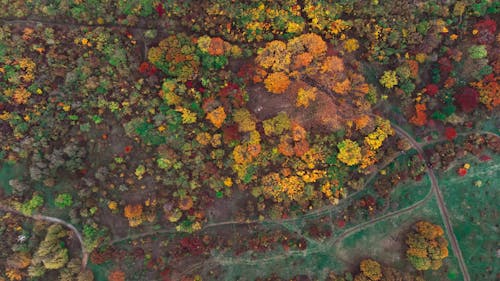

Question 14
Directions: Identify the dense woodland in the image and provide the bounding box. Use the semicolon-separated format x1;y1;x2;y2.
0;1;498;280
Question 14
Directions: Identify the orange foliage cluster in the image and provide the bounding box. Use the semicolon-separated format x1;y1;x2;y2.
354;115;371;130
360;147;376;169
407;60;419;79
6;269;22;281
208;37;226;56
320;55;344;73
415;221;444;240
292;52;314;69
288;33;327;57
124;204;143;219
278;123;310;157
410;103;427;126
12;88;31;105
332;79;351;95
179;196;194;211
108;269;126;281
263;72;290;94
406;221;449;271
471;75;500;110
206;106;226;128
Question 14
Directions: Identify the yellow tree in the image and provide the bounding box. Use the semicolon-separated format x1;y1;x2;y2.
337;139;362;166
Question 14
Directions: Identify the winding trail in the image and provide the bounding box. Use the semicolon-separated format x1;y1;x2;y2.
0;205;88;270
390;122;470;281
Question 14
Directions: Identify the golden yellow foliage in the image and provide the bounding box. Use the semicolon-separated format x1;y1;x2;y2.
364;128;387;150
108;201;118;210
233;144;250;164
301;169;326;183
344;38;359;53
264;72;290;94
256;41;290;71
296;87;317;107
233;108;256;132
176;106;197;124
337;139;362;166
224;177;233;187
248;130;261;144
147;47;163;64
359;259;382;281
287;21;304;33
330;19;350;35
407;247;428;258
210;133;222;147
206;106;226;128
196;132;211;146
18;58;36;83
280;176;305;201
379;70;398;89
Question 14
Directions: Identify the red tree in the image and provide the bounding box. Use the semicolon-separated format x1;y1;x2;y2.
456;87;479;113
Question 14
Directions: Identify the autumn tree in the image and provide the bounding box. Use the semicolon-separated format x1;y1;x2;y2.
29;224;69;275
264;72;291;94
124;204;143;227
359;259;382;281
108;269;126;281
147;33;200;82
253;32;374;140
406;221;449;271
337;139;362;166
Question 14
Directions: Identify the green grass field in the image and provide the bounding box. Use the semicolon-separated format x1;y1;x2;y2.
437;152;499;281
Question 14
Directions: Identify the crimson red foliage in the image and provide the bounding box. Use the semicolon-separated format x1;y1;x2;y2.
479;155;492;162
237;63;256;84
456;87;479;113
138;62;157;75
474;18;497;44
438;57;452;74
457;167;467;177
444;127;457;140
425;84;439;96
160;268;171;281
155;4;166;17
138;62;149;73
337;220;345;228
124;145;133;153
179;237;204;255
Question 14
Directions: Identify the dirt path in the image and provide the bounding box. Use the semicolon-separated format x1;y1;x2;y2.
0;205;88;271
390;123;471;281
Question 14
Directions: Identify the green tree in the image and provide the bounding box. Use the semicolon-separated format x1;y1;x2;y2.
55;193;73;208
